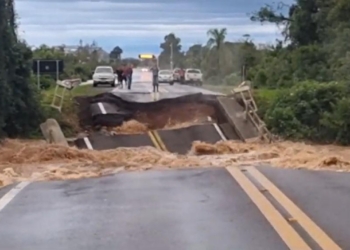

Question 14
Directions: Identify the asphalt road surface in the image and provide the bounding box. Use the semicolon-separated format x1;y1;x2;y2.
1;69;348;249
86;68;222;95
0;166;349;249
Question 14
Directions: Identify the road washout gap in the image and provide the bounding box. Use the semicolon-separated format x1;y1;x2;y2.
100;101;217;135
75;92;224;133
1;139;350;187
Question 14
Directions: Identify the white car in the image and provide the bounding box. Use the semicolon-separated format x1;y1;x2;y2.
158;70;174;85
185;68;203;86
93;66;115;87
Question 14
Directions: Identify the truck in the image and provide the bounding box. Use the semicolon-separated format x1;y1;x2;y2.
184;68;203;86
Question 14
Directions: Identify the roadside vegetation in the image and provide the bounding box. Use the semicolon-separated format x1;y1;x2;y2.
177;0;350;144
1;0;350;145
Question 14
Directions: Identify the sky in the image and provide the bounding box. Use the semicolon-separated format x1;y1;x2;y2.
16;0;290;57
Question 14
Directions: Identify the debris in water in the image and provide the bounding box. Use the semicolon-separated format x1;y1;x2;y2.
110;120;148;134
134;103;215;129
1;139;350;187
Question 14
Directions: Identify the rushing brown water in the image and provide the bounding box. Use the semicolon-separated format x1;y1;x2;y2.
1;139;349;187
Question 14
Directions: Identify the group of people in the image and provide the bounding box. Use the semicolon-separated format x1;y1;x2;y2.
114;64;133;89
114;64;182;92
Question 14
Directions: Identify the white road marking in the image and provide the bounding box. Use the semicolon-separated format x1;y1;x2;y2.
97;102;107;114
213;123;227;141
0;181;30;212
83;137;93;150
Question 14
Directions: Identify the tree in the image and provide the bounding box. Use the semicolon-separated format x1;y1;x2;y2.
184;44;203;69
0;0;43;137
206;28;227;76
251;1;321;46
109;46;123;61
206;28;227;50
158;33;184;69
0;0;11;137
32;43;102;82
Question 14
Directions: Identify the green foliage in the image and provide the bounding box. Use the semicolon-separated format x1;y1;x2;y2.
155;0;350;145
32;44;101;82
158;33;185;69
264;82;350;143
31;75;55;90
320;97;350;144
240;0;350;144
0;0;44;138
253;88;284;118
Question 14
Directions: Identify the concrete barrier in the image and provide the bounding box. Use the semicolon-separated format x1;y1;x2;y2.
217;96;259;141
40;118;68;146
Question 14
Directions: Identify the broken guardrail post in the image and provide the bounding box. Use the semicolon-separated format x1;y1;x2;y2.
40;118;68;146
51;78;81;112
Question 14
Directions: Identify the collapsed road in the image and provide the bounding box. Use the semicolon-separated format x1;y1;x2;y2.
0;69;349;249
73;75;260;152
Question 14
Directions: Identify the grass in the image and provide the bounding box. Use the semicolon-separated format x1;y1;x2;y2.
40;84;103;138
41;84;103;105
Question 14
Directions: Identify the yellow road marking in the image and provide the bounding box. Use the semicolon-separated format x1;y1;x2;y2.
152;130;168;151
148;131;161;150
226;167;311;250
247;167;341;250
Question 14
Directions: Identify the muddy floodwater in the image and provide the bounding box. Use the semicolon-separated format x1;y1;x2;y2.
1;138;350;187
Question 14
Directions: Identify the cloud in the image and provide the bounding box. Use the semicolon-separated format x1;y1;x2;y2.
15;0;282;56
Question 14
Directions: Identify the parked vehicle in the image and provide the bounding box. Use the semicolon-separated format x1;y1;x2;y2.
92;66;116;87
173;68;181;82
184;68;203;86
173;68;185;84
158;70;174;85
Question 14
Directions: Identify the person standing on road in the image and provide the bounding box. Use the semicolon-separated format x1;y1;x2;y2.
179;68;185;84
123;65;128;85
115;66;124;88
151;65;159;92
124;64;133;90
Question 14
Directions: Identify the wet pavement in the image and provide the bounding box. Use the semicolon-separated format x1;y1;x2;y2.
0;166;347;249
87;69;223;96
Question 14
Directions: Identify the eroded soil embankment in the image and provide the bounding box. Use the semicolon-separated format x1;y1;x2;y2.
1;139;350;187
75;93;226;132
103;102;217;134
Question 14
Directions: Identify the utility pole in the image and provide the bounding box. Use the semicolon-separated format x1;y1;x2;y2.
170;43;173;70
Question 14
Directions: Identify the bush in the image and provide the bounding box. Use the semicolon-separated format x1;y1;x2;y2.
31;74;56;90
320;97;350;144
264;81;350;143
253;88;284;118
223;73;241;86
